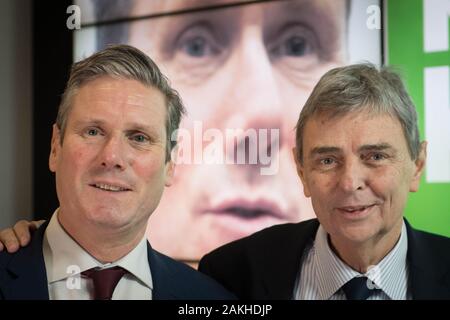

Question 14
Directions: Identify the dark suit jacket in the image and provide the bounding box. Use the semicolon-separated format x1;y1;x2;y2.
0;221;235;300
199;218;450;299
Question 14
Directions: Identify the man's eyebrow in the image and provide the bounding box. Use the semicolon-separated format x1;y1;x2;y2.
126;123;162;137
73;119;105;128
358;143;395;153
72;119;162;137
309;146;342;156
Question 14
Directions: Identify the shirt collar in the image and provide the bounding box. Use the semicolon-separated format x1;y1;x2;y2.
43;210;153;290
312;222;408;300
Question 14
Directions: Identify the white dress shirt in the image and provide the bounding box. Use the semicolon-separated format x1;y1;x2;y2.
43;210;153;300
294;222;410;300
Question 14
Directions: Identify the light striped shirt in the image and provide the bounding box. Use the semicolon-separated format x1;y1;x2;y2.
294;222;410;300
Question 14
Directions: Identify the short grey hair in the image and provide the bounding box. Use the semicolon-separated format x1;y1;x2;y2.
57;44;186;161
295;63;421;163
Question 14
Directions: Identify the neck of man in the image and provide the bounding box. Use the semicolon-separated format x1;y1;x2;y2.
58;213;146;264
328;220;403;274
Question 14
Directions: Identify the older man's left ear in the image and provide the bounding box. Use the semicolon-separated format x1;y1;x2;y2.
292;147;311;197
410;141;427;192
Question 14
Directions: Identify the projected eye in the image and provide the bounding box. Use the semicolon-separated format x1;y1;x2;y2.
168;21;227;83
181;36;210;57
283;36;309;57
269;24;320;71
174;23;222;64
277;35;313;57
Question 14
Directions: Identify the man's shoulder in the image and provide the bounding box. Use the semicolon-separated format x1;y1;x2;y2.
406;223;450;298
0;226;45;269
0;227;48;300
202;219;319;261
149;247;236;299
198;219;319;299
0;250;15;269
412;227;450;243
0;250;23;296
408;225;450;261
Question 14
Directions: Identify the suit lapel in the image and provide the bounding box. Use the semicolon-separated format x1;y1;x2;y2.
260;219;320;299
147;242;178;300
3;221;50;299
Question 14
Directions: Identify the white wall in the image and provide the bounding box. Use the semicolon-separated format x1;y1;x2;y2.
0;0;33;228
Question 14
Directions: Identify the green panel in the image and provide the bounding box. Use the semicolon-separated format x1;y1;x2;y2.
387;0;450;237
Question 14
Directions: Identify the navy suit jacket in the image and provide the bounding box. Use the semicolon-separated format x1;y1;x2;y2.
199;218;450;299
0;221;235;300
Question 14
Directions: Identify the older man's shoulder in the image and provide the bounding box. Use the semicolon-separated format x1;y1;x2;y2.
408;224;450;260
204;218;319;259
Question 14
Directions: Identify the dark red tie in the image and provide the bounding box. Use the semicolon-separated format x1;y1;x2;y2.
82;266;127;300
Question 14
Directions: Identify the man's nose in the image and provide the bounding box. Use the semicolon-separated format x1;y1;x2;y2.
223;25;284;172
224;24;283;130
338;159;367;193
98;135;127;171
225;24;283;147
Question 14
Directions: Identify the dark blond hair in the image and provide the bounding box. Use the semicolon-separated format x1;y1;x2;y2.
57;44;186;161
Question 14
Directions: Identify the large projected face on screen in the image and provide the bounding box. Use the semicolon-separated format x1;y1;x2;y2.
76;0;381;264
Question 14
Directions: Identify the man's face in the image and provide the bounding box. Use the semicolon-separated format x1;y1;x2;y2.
49;76;173;238
296;111;426;249
126;0;347;260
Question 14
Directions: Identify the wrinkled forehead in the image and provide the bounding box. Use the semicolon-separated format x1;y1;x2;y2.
69;77;167;123
304;109;405;143
312;101;400;122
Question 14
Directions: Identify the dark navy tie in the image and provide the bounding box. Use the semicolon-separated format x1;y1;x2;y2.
82;266;127;300
342;276;380;300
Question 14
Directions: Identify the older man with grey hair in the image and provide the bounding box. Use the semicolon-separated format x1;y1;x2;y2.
198;63;450;300
0;44;234;300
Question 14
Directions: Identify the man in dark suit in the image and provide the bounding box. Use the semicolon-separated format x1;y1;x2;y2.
0;45;233;300
198;63;450;300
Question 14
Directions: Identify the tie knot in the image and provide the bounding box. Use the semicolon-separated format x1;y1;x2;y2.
341;276;380;300
82;266;127;300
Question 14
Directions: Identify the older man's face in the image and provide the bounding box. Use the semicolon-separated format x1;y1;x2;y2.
49;76;174;237
125;0;347;261
296;111;426;249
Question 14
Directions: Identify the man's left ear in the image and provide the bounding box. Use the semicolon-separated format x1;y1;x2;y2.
164;159;175;187
410;141;427;192
293;147;311;197
49;124;61;173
